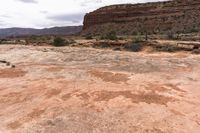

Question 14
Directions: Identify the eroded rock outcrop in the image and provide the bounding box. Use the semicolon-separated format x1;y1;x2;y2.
83;0;200;35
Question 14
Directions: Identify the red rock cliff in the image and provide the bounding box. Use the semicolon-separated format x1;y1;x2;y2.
82;0;200;35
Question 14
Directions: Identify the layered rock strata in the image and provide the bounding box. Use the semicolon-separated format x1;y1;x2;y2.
83;0;200;35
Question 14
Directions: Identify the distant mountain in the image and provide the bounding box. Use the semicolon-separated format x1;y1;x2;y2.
0;26;82;38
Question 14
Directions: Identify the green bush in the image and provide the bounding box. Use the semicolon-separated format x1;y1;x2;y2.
52;37;66;47
0;39;7;45
118;37;124;40
101;31;118;40
167;32;175;40
29;35;38;41
100;35;105;40
132;31;138;35
132;35;143;43
156;45;180;52
124;43;143;52
85;34;93;40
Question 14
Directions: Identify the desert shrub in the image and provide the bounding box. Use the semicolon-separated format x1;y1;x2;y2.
99;44;110;48
0;39;12;45
107;31;117;40
65;39;76;44
29;35;38;41
167;32;175;40
190;28;199;33
113;47;121;51
93;41;110;48
100;35;106;40
52;37;66;47
132;31;138;35
118;37;124;40
132;35;143;43
124;43;143;52
27;35;53;44
101;31;118;40
0;39;6;44
85;34;93;40
156;45;180;52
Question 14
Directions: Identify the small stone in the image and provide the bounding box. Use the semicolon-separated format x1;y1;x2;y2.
11;65;16;68
6;62;11;66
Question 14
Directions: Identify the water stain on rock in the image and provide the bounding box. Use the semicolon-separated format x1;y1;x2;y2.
76;92;90;101
7;120;22;129
88;70;129;83
0;68;26;78
170;109;185;116
145;83;185;93
92;90;176;106
61;93;72;101
0;92;27;105
45;89;62;98
27;108;45;119
145;83;169;93
60;89;176;106
165;84;186;93
46;66;64;72
7;108;45;129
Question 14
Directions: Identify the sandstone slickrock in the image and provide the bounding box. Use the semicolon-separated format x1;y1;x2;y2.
83;0;200;35
1;45;200;132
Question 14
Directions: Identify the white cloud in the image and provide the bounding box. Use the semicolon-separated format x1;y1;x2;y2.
0;0;167;28
16;0;38;4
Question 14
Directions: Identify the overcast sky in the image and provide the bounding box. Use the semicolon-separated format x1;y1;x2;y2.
0;0;166;29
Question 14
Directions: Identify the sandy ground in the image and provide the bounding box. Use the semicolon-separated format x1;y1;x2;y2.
0;45;200;133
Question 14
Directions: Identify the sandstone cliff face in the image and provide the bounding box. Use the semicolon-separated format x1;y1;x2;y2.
82;0;200;35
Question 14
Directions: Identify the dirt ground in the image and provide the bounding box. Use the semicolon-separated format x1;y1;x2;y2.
0;45;200;133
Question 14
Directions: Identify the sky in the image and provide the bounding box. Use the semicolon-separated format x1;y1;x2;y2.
0;0;166;29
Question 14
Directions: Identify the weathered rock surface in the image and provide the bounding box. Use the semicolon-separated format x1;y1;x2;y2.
0;45;200;132
83;0;200;35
